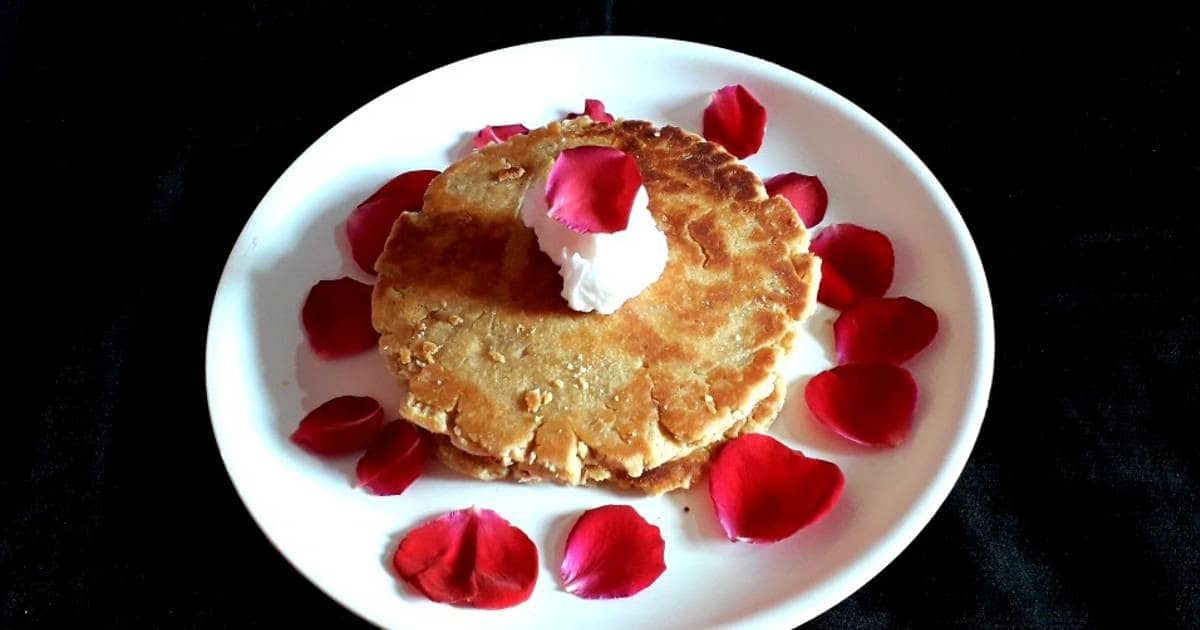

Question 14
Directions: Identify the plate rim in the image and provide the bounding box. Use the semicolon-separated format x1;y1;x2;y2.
205;34;995;628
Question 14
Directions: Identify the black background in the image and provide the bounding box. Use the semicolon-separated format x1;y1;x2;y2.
5;3;1199;628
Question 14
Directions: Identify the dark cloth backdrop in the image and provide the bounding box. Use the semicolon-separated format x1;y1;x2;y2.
5;3;1198;628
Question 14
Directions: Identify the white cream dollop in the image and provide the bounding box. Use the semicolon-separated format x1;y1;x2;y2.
520;176;668;315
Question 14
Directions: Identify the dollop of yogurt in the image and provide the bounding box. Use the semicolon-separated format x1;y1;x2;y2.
520;176;668;314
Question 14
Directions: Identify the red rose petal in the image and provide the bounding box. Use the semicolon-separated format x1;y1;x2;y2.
472;124;530;149
834;296;939;364
393;507;538;609
566;98;615;123
709;434;844;543
301;277;379;359
805;364;919;447
289;395;383;456
560;505;666;599
810;223;896;309
348;169;440;275
355;421;432;495
361;168;440;206
765;172;828;228
702;84;767;159
545;146;642;234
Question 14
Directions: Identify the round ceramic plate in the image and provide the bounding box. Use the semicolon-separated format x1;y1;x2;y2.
206;36;993;629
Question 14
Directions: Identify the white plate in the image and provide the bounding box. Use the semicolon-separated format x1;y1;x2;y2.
206;36;993;629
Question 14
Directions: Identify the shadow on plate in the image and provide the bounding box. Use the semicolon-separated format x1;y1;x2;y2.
243;183;401;448
663;482;727;544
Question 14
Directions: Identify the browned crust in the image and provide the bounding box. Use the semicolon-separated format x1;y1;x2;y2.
372;118;819;493
434;377;787;495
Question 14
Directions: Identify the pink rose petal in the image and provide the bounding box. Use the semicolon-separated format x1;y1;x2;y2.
702;84;767;159
765;172;828;227
355;421;432;495
560;505;666;599
810;223;896;309
545;146;642;234
301;277;379;359
805;364;919;447
393;507;539;609
566;98;615;123
472;124;530;149
289;395;383;456
347;169;440;275
834;296;939;364
709;434;844;543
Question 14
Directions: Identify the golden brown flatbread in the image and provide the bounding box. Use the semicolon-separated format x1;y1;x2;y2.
372;117;819;494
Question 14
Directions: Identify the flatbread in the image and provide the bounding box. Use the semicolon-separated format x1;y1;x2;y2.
372;118;819;493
